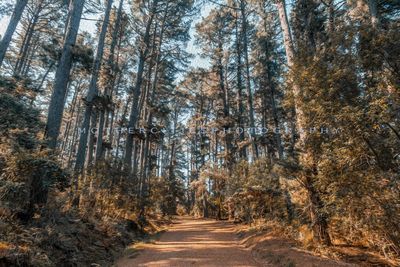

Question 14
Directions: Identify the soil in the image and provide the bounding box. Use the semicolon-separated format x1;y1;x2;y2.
115;216;355;267
116;216;260;266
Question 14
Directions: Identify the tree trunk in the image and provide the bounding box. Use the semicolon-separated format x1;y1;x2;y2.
61;80;81;155
124;1;157;168
216;39;234;170
234;8;246;160
45;0;85;149
277;0;295;67
240;0;258;159
115;93;131;159
67;100;82;168
305;175;332;245
87;111;98;167
75;0;114;172
0;0;28;68
14;0;44;75
95;109;106;161
96;0;125;161
21;36;38;76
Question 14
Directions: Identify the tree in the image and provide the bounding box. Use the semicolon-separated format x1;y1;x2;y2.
44;0;85;149
239;0;258;159
196;7;235;171
124;0;159;168
0;0;28;68
75;0;114;172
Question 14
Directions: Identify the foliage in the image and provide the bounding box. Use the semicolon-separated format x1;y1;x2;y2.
0;92;42;150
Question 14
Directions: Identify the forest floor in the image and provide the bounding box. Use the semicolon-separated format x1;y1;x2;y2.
115;216;355;267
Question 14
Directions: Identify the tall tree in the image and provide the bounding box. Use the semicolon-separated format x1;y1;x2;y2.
75;0;114;172
124;0;158;168
275;0;333;245
44;0;85;149
239;0;258;159
0;0;28;68
95;0;125;161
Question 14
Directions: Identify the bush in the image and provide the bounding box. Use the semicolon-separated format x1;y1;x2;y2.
0;93;42;151
0;153;69;221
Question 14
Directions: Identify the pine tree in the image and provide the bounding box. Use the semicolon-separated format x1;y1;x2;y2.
75;0;114;172
45;0;85;149
0;0;28;68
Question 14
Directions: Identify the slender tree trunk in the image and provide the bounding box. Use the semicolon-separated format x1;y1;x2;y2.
0;0;28;68
15;0;43;75
96;0;125;161
115;93;131;159
14;18;33;72
263;39;283;159
68;100;82;168
240;0;258;159
276;0;307;146
20;36;38;76
234;9;246;160
86;111;98;168
45;0;85;149
276;0;295;68
124;0;158;168
75;0;114;172
37;61;55;92
106;80;118;147
61;80;81;154
216;39;234;170
137;7;169;201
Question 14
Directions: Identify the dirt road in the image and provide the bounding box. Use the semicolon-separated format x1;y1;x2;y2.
116;217;260;267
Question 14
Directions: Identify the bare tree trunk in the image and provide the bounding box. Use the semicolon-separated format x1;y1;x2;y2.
96;0;125;161
21;36;38;76
86;111;98;168
124;0;158;168
234;8;246;160
115;94;131;158
68;100;82;168
240;0;258;159
75;0;114;172
37;61;55;92
106;58;124;154
216;38;234;170
14;18;33;72
45;0;85;149
0;0;28;68
95;108;106;161
276;0;308;146
14;0;44;75
276;0;295;68
61;80;81;155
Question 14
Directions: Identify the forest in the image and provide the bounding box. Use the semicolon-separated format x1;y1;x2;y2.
0;0;399;266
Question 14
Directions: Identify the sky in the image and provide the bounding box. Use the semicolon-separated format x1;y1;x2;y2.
0;16;10;36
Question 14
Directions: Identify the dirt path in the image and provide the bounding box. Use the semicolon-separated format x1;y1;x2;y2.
116;217;260;267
